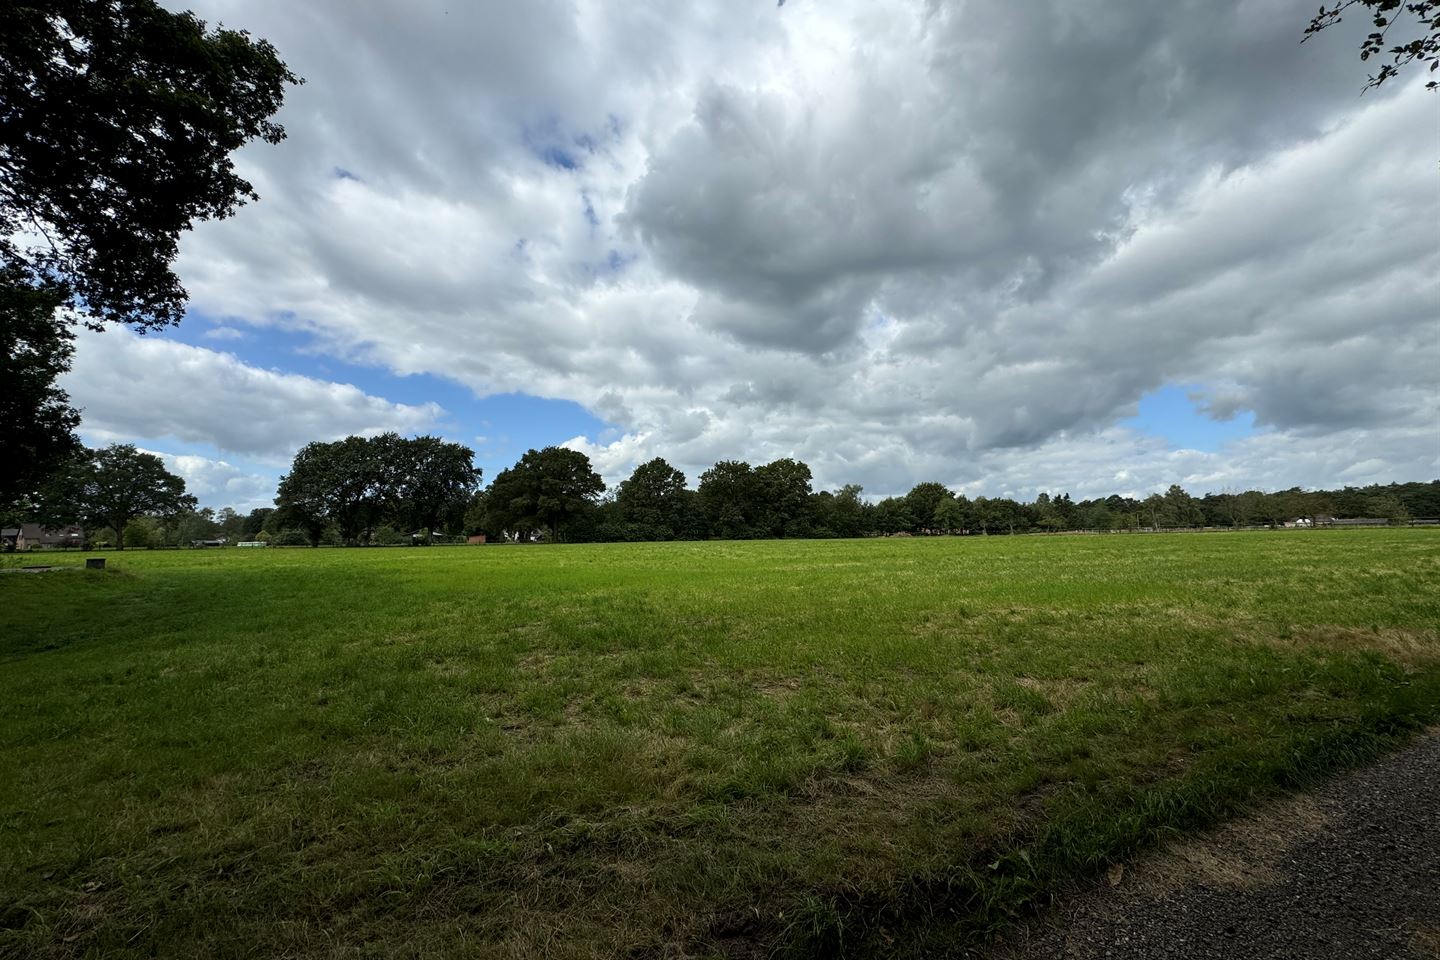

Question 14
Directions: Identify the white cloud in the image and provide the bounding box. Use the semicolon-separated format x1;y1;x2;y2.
65;327;443;466
126;0;1438;500
143;451;277;512
201;326;248;342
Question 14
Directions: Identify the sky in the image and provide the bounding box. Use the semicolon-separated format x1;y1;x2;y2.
60;0;1440;511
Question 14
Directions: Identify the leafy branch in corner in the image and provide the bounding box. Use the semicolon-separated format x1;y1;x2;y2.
1305;0;1440;90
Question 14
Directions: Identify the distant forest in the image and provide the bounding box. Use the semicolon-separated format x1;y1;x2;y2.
14;436;1436;549
58;435;1440;549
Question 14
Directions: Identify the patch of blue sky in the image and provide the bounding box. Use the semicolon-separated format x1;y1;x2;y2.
460;392;614;481
1123;383;1256;452
332;166;362;181
167;312;613;479
540;145;580;170
578;249;636;282
524;115;622;173
524;116;583;171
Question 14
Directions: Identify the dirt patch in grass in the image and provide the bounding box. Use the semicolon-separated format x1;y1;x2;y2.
1411;925;1440;958
1283;626;1440;667
1123;794;1329;896
750;675;805;699
1139;612;1439;670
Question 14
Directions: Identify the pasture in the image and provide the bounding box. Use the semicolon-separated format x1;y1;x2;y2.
2;530;1438;958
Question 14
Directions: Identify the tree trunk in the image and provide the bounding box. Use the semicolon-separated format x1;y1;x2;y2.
114;515;126;550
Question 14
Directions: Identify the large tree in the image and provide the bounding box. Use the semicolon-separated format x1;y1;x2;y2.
274;435;482;544
0;266;79;507
828;483;868;539
615;458;690;539
903;482;952;534
753;458;814;538
0;1;298;502
76;444;195;549
392;436;480;533
697;460;760;539
272;444;334;546
485;447;605;542
275;435;399;545
933;494;969;533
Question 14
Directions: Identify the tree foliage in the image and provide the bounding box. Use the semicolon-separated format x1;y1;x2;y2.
241;508;275;539
391;435;482;533
697;460;760;539
753;458;814;538
68;444;196;549
902;482;951;534
0;0;298;509
0;0;300;331
1305;0;1440;90
48;434;1434;549
275;434;479;545
0;265;79;507
809;484;867;538
614;458;691;540
484;446;605;541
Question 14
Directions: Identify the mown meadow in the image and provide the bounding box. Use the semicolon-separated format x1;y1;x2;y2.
2;530;1438;958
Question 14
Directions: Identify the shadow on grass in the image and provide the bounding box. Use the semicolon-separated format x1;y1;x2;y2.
751;686;1440;959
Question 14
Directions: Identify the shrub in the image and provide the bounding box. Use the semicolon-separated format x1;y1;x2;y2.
123;518;160;550
274;528;310;547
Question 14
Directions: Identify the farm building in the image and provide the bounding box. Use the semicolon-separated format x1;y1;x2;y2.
1;524;85;551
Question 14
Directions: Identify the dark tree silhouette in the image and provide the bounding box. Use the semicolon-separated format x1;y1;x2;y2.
1305;1;1440;90
0;1;300;330
0;1;298;509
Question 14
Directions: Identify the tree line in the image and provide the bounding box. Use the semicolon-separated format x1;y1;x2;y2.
484;455;1435;543
6;435;1435;551
257;439;1440;546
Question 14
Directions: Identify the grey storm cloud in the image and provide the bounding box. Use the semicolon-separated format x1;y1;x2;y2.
68;0;1440;501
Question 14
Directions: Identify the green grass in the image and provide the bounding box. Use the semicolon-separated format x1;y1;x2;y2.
1;530;1437;958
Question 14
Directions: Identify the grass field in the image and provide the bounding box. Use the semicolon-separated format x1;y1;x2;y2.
2;530;1438;958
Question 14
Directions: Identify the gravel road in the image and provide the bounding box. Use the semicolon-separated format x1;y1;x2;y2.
997;731;1440;960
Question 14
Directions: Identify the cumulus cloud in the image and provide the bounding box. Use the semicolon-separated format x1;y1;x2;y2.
65;327;443;465
111;0;1440;501
145;451;277;512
